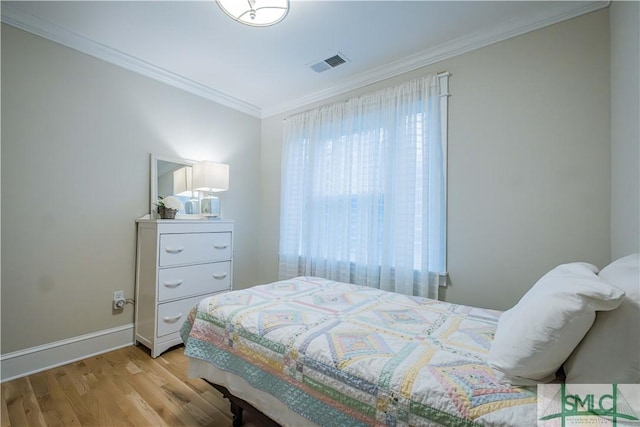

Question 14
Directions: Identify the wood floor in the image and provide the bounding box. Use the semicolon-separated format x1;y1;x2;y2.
1;345;266;427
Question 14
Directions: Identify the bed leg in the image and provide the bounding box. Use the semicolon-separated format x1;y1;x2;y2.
230;401;244;427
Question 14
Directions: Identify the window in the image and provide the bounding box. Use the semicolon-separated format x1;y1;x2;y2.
279;73;449;297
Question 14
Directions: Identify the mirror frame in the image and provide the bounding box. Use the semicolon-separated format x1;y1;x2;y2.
150;153;202;219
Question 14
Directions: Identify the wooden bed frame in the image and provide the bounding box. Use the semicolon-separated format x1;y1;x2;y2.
205;380;281;427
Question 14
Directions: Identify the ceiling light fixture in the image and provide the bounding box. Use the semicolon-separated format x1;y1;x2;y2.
216;0;289;27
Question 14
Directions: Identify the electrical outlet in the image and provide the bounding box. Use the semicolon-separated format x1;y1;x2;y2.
113;290;126;310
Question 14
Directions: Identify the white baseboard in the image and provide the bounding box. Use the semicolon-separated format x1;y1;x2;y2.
0;324;135;382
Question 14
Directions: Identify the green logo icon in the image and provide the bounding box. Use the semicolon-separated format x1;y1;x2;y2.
538;384;640;426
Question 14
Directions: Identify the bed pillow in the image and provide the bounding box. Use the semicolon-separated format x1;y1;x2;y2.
488;262;626;386
563;253;640;383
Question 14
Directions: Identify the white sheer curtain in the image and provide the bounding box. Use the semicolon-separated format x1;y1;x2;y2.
279;73;447;298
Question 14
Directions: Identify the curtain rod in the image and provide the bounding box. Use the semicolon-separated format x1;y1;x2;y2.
283;71;451;121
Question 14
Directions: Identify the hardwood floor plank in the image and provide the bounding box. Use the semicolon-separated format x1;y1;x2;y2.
101;377;153;427
0;345;266;427
138;350;229;421
123;388;170;427
52;368;100;426
1;391;11;427
159;347;233;415
122;357;202;426
28;371;77;427
2;377;47;427
155;359;231;419
107;350;176;426
5;395;30;427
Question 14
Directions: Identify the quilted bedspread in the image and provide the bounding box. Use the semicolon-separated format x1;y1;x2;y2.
181;277;537;426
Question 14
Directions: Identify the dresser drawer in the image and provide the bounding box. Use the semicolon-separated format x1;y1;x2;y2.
157;294;211;338
159;232;231;267
158;261;231;302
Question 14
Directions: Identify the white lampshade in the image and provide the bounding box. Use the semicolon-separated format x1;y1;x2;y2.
192;161;229;192
216;0;289;27
173;166;193;197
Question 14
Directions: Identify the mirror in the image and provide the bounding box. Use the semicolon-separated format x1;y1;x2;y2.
150;153;201;218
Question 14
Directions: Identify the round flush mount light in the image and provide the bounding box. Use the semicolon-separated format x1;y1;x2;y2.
216;0;289;27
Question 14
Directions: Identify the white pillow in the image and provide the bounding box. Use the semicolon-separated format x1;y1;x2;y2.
564;253;640;383
488;262;626;386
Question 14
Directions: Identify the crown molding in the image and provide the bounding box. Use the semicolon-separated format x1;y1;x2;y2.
2;1;608;120
0;3;262;118
261;1;610;118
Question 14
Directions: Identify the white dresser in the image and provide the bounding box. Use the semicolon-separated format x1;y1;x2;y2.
134;219;234;357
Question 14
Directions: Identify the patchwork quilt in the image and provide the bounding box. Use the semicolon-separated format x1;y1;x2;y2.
181;276;537;426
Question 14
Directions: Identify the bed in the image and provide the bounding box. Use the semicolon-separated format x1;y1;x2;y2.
180;255;639;426
180;276;537;426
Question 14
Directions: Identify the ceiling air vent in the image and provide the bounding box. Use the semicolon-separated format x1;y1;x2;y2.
309;53;349;73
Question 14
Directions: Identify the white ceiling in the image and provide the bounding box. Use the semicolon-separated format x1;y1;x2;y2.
2;1;607;118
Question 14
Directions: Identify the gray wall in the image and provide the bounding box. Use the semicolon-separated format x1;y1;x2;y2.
1;24;261;353
259;9;612;310
610;0;640;259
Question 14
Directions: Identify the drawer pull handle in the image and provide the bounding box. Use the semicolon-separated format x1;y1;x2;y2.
165;247;184;254
163;280;183;288
213;273;228;280
213;244;228;250
163;314;182;323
